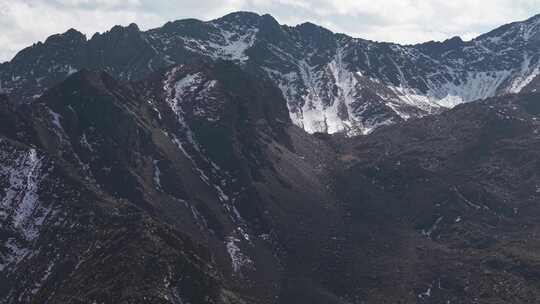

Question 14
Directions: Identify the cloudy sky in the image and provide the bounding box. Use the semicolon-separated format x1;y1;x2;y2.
0;0;539;62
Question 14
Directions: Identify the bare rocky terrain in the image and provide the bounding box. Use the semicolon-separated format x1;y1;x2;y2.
1;12;540;304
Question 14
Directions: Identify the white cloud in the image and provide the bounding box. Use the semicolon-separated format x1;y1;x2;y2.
250;0;540;43
0;0;162;61
0;0;539;62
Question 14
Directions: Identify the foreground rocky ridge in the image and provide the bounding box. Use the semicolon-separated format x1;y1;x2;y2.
0;62;340;303
1;60;540;303
1;12;540;135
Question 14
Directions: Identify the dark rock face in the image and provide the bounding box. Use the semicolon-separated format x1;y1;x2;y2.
328;92;540;303
0;130;222;304
0;63;341;303
2;12;540;304
2;12;540;135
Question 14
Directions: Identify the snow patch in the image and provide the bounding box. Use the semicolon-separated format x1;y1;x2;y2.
418;286;432;299
48;109;63;131
181;25;258;63
0;147;50;271
213;28;258;62
153;159;162;191
422;216;443;238
0;149;48;240
507;55;540;93
66;65;78;76
225;236;253;272
79;133;94;152
426;71;511;108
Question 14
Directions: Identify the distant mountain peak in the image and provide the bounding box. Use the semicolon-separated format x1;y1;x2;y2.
295;21;333;34
108;23;142;36
217;11;261;19
45;28;87;44
476;13;540;43
212;11;262;26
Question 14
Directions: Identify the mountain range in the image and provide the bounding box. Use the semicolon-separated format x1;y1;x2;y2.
1;12;540;135
1;11;540;304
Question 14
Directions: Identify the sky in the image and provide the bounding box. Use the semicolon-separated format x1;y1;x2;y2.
0;0;539;62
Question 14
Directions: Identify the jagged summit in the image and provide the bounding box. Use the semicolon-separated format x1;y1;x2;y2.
213;11;262;22
45;28;87;42
60;28;87;40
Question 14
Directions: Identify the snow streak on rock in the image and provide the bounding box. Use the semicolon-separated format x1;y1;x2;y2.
0;145;50;271
225;235;253;273
163;68;238;218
